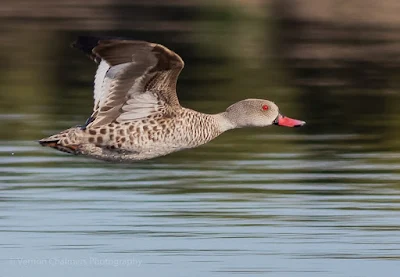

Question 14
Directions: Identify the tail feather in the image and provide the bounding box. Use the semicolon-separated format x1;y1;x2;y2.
39;128;80;154
38;139;58;148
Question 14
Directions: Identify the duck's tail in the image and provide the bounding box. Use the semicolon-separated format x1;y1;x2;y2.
39;127;80;154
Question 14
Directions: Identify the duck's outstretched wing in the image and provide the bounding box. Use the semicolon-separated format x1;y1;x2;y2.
72;36;184;127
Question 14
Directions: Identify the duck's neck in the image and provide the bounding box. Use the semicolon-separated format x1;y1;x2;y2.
212;112;236;132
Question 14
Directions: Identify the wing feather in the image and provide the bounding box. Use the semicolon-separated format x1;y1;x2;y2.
72;37;184;127
93;60;110;111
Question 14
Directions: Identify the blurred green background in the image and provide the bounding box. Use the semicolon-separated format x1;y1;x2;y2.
2;0;400;151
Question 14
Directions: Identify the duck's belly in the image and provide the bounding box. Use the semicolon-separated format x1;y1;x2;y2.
100;121;194;156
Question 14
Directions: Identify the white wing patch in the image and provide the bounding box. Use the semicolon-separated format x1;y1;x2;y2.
93;62;134;112
93;60;109;110
117;91;162;122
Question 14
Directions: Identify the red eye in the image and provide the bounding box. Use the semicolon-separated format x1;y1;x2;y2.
262;105;269;111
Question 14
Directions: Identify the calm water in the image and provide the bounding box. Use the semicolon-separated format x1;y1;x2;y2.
2;128;400;276
2;1;400;276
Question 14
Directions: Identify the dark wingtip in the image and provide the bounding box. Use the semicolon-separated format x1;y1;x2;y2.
71;36;104;63
72;36;98;51
72;35;138;50
72;35;136;63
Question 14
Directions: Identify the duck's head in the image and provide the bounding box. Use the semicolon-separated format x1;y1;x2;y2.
224;99;305;128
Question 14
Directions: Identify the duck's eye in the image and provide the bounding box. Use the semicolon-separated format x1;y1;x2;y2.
262;104;269;111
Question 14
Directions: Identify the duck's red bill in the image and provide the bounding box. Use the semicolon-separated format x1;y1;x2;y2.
274;114;306;127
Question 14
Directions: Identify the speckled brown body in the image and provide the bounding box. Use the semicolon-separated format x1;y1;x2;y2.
51;108;224;162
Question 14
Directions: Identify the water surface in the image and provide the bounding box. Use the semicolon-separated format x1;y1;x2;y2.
1;1;400;276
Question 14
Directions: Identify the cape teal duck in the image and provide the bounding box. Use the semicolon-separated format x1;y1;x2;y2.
39;36;305;162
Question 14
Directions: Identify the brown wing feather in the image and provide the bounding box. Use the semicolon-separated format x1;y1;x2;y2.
84;39;184;128
144;44;184;106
